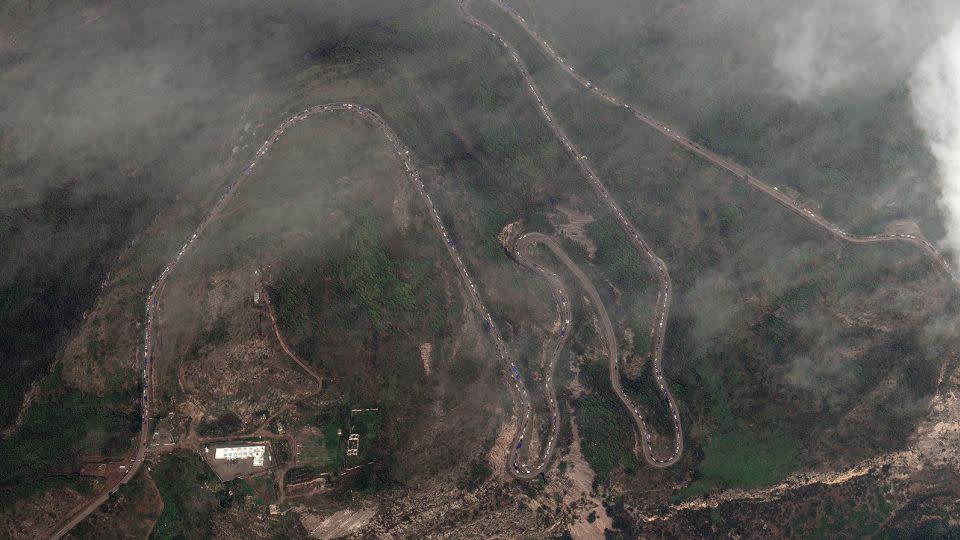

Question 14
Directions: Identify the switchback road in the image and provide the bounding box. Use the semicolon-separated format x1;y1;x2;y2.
506;233;570;478
519;234;682;467
482;0;955;279
461;0;684;467
53;102;539;537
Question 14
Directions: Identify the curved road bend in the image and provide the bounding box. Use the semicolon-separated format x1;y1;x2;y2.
521;233;682;467
52;102;538;537
506;233;570;478
460;0;684;467
480;0;954;278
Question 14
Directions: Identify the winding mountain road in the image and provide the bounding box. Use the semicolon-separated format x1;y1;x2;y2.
460;0;684;467
519;233;682;467
506;233;569;478
481;0;955;279
52;102;541;537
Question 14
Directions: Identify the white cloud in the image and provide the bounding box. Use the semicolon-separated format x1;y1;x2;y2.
911;20;960;266
772;0;959;101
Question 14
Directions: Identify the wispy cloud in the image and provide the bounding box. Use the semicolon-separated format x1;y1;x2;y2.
911;20;960;266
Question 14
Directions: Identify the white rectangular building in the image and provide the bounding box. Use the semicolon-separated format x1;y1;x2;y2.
214;445;267;467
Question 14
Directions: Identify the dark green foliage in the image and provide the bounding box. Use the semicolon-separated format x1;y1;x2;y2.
0;183;143;428
195;412;242;437
460;459;492;491
271;438;292;467
675;431;797;498
587;215;650;290
602;497;636;538
450;355;482;388
0;365;139;507
574;362;633;486
585;215;654;325
198;317;229;347
620;365;675;438
285;466;326;485
70;469;159;539
271;208;415;337
150;452;221;540
337;213;416;333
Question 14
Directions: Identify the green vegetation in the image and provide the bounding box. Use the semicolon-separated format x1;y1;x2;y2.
676;431;797;499
198;316;229;347
0;184;143;428
460;459;492;491
284;466;327;485
586;215;654;322
195;412;242;437
323;423;343;463
485;0;954;486
296;422;342;471
705;479;895;537
71;469;161;539
339;214;416;333
150;451;238;540
808;503;890;539
514;0;943;235
271;438;292;467
239;477;270;506
271;209;415;336
881;519;960;540
450;354;482;388
0;365;139;507
574;362;634;486
620;366;676;438
602;496;638;539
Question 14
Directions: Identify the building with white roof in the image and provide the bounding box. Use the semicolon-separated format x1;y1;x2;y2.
214;445;267;467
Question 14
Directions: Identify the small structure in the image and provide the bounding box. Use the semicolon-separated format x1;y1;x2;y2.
346;434;360;456
253;291;262;305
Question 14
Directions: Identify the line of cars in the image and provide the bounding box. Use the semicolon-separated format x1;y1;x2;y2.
460;0;684;467
488;0;955;281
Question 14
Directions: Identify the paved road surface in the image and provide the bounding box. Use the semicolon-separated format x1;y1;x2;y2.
519;234;682;467
481;0;955;279
52;102;539;537
461;0;684;467
505;233;570;478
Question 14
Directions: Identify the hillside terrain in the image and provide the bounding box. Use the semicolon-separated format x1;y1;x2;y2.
2;0;959;538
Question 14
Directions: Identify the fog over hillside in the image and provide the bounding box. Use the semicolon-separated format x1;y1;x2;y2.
508;0;960;259
912;21;960;269
770;1;960;265
0;0;422;426
771;0;960;100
